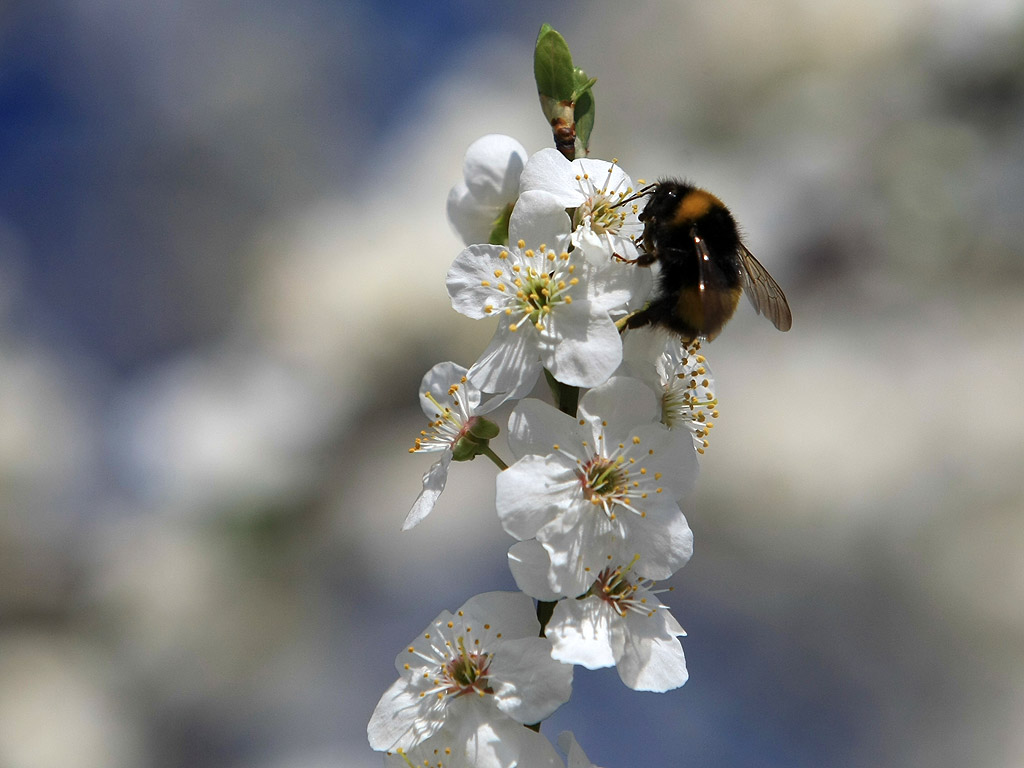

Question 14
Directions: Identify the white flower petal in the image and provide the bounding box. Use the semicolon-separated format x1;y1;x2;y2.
403;452;452;530
456;711;564;768
577;376;658;435
447;181;499;246
506;398;578;459
541;300;622;388
584;251;653;312
546;597;616;669
508;190;572;251
618;327;673;381
463;134;528;206
490;636;574;724
418;362;476;419
507;540;562;601
518;147;586;208
367;675;444;752
614;611;688;692
538;516;614;597
616;502;693;580
447;244;514;319
572;156;632;193
496;455;575;540
446;135;527;246
620;424;699;501
466;322;542;400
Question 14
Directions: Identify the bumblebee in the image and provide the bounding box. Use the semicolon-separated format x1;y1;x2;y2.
622;181;792;342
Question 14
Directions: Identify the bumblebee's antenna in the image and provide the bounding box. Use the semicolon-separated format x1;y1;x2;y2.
611;183;657;210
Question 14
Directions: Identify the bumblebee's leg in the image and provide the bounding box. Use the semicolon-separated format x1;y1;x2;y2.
617;306;654;332
613;250;657;266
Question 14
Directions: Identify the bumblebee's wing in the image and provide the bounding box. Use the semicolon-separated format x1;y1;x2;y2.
737;243;792;332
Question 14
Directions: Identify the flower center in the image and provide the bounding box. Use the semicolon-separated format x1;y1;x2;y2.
587;562;663;619
575;192;628;236
441;640;493;697
660;347;719;455
520;274;553;322
590;566;641;617
410;385;471;453
501;241;578;332
579;455;629;511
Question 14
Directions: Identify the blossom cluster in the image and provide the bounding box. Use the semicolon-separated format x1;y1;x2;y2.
366;26;728;768
366;130;723;768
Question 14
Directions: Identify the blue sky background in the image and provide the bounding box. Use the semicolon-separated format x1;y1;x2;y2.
1;2;1023;768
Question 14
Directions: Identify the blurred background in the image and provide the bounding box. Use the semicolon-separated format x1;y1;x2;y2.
1;0;1023;766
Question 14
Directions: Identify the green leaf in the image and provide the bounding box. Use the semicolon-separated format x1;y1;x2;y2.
534;26;575;100
487;202;513;246
571;68;597;151
574;92;595;150
571;70;597;102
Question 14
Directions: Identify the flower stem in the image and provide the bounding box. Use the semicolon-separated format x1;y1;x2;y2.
480;445;509;471
543;369;579;417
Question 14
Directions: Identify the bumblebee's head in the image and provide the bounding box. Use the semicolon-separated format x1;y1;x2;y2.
641;181;729;227
638;181;686;226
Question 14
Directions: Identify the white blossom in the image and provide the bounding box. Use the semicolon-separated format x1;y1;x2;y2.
405;361;493;530
518;148;653;315
447;134;528;246
447;191;623;401
548;555;687;691
509;541;688;691
518;148;643;263
496;377;696;597
620;329;720;454
367;591;573;755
